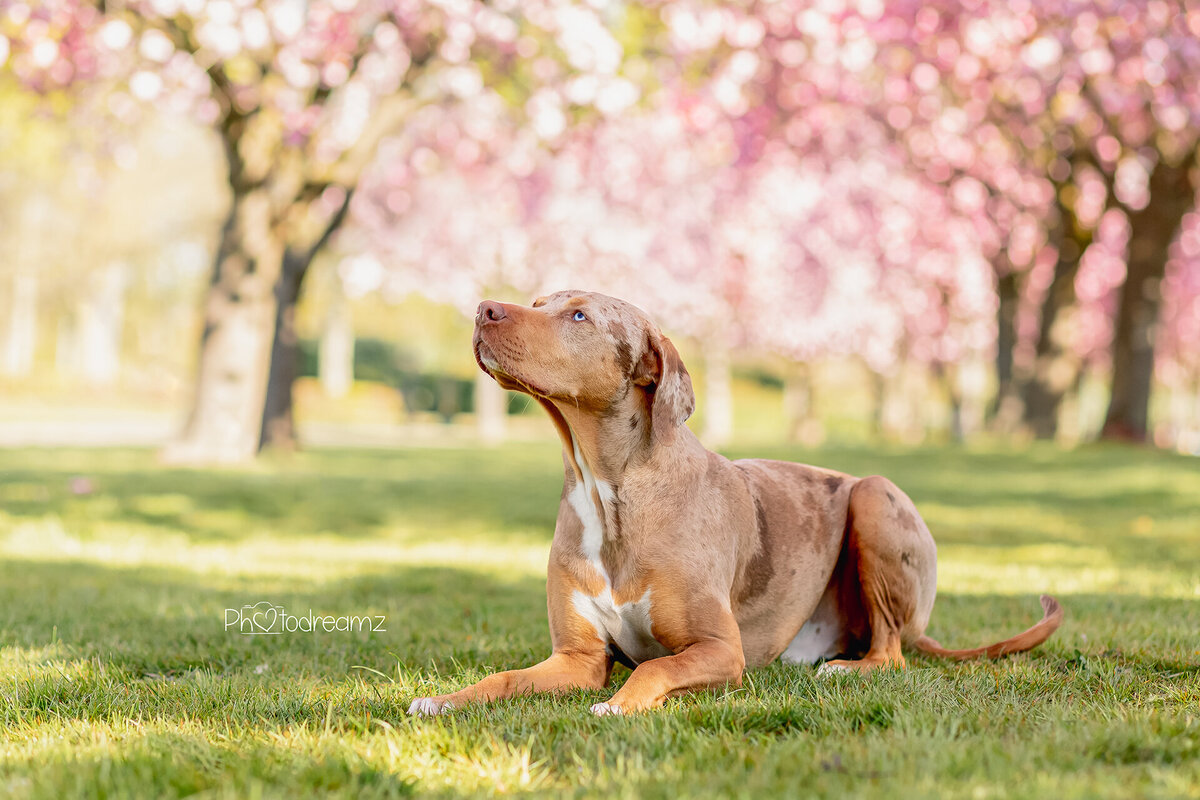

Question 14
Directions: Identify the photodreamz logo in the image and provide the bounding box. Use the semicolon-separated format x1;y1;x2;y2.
225;601;387;636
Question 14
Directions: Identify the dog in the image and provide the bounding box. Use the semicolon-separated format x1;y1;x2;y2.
408;290;1063;716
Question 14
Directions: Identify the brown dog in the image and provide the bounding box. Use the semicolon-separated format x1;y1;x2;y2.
408;290;1063;716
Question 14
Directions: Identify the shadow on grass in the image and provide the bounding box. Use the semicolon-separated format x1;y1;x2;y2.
3;555;1196;729
0;730;418;799
5;443;1200;582
0;446;565;542
3;445;1197;798
0;558;550;681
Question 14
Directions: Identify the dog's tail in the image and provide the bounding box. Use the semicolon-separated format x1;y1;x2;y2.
911;594;1064;661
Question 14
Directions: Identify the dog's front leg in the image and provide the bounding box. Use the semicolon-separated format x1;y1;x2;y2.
590;634;745;716
409;566;614;716
407;649;610;716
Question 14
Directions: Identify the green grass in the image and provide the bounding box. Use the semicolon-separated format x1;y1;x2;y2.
1;442;1198;799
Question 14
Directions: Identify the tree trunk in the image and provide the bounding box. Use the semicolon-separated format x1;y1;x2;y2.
163;192;282;464
701;343;734;447
946;375;964;442
259;249;310;451
475;370;508;444
1101;160;1195;442
78;261;129;387
868;367;887;438
783;362;816;443
319;288;354;398
163;145;354;463
928;361;965;441
1021;221;1085;439
991;269;1018;420
55;313;79;378
954;358;989;442
1192;375;1200;452
2;272;37;378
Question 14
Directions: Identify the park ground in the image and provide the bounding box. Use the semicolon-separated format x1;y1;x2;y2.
0;442;1198;798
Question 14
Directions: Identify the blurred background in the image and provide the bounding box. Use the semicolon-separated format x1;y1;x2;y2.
2;0;1199;461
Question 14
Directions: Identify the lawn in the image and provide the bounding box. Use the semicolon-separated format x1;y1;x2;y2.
0;442;1197;799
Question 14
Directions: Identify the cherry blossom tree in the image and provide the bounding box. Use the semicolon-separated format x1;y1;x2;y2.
2;0;661;459
10;0;1199;449
606;4;1001;441
1156;214;1200;447
359;70;997;444
267;0;1200;447
659;0;1200;442
838;0;1200;440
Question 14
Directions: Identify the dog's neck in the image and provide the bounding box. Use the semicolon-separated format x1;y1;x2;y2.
537;386;704;543
542;386;657;479
534;391;655;540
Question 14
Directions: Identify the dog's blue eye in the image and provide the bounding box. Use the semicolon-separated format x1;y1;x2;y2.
573;310;586;321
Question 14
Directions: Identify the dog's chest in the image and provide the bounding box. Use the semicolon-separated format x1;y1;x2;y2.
571;587;670;664
564;474;669;664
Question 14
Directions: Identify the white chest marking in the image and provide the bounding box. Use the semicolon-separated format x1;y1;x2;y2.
566;483;606;577
566;434;667;662
571;587;671;664
567;434;614;581
780;597;844;665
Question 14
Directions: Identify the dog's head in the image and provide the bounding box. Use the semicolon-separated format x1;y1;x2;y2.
473;290;694;443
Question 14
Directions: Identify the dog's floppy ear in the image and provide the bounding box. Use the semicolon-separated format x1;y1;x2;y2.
633;331;694;444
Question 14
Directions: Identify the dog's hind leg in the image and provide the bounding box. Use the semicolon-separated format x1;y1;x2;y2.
817;476;937;676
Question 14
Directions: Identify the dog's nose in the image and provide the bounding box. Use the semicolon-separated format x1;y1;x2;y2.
478;300;507;324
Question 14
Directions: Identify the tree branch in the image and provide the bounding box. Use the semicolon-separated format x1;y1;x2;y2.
303;186;355;266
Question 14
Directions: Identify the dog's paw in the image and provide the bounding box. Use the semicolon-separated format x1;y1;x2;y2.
407;697;453;716
816;662;851;678
589;701;625;717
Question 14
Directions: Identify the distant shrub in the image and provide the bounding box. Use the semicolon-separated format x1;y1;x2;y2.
737;366;785;390
300;337;530;420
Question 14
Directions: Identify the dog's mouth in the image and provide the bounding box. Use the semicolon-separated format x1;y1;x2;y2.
473;335;546;396
474;339;504;375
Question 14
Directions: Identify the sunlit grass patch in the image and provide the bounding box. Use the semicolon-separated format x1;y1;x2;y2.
0;444;1198;798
